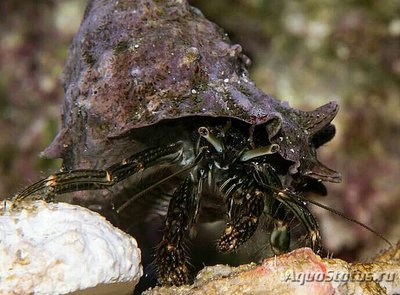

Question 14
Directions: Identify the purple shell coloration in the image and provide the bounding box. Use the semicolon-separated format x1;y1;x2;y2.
44;0;340;183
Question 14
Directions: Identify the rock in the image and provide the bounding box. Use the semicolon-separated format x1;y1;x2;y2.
0;200;143;295
144;246;400;295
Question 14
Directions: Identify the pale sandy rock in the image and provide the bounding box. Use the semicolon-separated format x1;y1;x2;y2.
0;200;142;295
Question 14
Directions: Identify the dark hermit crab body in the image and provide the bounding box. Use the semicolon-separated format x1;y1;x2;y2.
14;0;342;286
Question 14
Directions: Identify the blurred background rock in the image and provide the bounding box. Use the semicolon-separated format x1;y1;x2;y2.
0;0;398;263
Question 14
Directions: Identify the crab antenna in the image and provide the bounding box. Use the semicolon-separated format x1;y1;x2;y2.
240;144;280;162
198;127;224;153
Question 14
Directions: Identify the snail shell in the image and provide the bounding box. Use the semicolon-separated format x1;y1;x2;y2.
43;0;340;190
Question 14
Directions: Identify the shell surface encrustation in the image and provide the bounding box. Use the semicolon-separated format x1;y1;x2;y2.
44;0;340;183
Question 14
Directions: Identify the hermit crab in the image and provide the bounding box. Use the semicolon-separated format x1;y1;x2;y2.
11;0;389;287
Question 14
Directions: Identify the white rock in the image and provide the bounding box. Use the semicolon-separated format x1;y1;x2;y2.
0;200;142;295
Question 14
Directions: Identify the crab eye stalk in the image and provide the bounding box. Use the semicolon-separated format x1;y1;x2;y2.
198;127;224;153
240;144;280;162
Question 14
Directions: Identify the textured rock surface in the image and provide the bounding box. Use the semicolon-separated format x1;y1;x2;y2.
144;246;400;295
0;200;142;295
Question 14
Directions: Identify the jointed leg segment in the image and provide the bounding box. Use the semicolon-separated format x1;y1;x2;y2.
275;190;321;251
13;142;184;202
218;188;265;253
156;175;198;286
254;164;322;252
